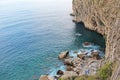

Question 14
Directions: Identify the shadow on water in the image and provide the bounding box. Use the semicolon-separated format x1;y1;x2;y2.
73;22;105;49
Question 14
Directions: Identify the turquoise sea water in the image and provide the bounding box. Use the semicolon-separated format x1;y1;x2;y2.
0;0;105;80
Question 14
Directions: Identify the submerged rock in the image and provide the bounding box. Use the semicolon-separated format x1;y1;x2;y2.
39;75;54;80
83;42;91;46
58;51;69;59
74;51;78;54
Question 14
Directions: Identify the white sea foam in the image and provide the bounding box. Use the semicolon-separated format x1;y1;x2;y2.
69;50;77;58
75;33;82;36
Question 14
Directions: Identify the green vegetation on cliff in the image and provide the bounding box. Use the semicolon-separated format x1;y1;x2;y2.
97;62;112;80
59;62;112;80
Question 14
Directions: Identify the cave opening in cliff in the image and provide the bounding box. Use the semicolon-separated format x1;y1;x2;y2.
74;21;106;54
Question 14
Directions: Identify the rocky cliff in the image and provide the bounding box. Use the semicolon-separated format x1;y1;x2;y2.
72;0;120;79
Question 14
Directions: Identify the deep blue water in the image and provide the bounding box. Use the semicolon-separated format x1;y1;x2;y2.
0;0;105;80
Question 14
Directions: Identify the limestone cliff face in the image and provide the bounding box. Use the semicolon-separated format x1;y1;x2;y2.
72;0;120;79
72;0;120;60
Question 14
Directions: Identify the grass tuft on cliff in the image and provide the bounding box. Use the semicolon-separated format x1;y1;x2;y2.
97;62;112;80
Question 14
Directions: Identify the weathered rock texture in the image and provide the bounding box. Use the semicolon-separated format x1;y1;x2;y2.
72;0;120;79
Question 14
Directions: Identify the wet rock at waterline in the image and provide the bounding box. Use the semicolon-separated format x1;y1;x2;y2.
83;42;92;47
64;59;73;66
74;51;78;54
91;51;101;60
58;51;69;59
57;70;64;75
77;54;86;60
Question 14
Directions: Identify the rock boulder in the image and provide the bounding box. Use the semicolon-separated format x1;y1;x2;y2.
57;70;64;75
77;54;86;60
64;59;73;66
58;51;69;59
91;51;100;60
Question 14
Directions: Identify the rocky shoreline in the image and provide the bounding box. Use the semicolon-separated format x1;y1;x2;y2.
40;0;120;79
40;42;105;80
